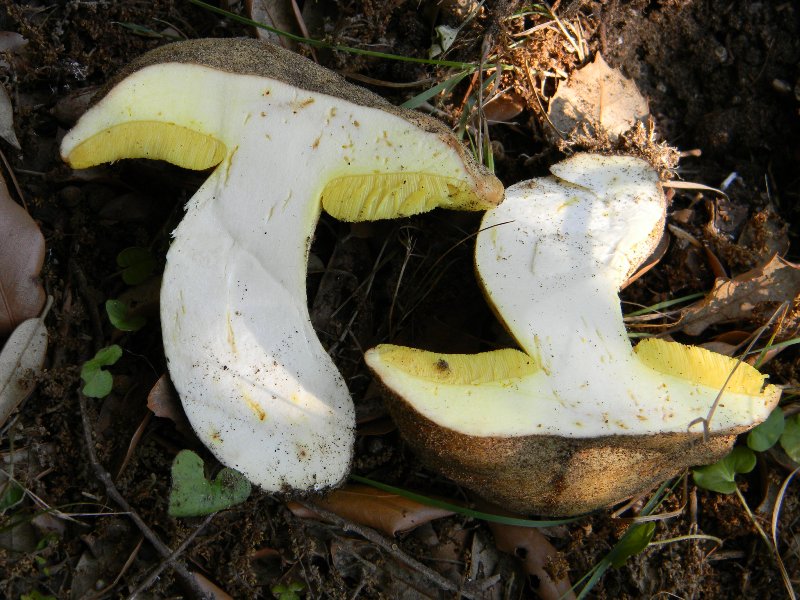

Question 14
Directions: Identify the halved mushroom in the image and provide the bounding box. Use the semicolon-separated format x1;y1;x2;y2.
366;154;781;516
61;38;502;494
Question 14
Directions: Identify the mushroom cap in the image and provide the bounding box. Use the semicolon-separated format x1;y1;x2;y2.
63;38;502;214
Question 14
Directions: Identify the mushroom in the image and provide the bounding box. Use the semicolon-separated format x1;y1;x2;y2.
365;154;781;516
61;38;502;494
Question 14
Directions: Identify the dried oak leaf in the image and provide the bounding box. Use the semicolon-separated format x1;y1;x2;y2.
0;175;45;337
288;484;454;536
488;522;575;600
677;255;800;336
548;52;649;140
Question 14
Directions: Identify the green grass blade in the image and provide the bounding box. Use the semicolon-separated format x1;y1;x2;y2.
624;292;705;317
350;474;579;527
188;0;479;69
400;70;472;109
752;336;800;368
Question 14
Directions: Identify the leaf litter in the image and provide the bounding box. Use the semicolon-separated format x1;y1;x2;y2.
677;255;800;336
0;295;50;427
0;171;44;337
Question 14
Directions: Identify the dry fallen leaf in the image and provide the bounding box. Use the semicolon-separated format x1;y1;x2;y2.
147;373;193;436
483;91;526;123
0;174;45;337
0;296;50;427
678;255;800;336
0;83;20;150
738;208;790;262
246;0;301;48
548;52;649;139
191;572;234;600
288;484;454;536
488;522;575;600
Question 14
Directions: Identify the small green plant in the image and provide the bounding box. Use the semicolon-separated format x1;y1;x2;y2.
271;582;305;600
606;522;656;568
168;450;251;517
747;407;785;452
694;408;798;496
105;299;146;332
571;480;676;598
80;345;122;398
0;480;23;511
692;446;756;494
780;413;800;461
20;591;56;600
117;246;157;285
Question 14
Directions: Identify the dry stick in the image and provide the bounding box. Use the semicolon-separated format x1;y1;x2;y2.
78;392;212;599
86;536;144;600
69;258;105;351
0;145;28;210
126;512;217;600
300;501;483;600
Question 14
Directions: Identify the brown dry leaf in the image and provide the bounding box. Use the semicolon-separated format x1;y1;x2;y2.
191;572;234;600
246;0;301;48
548;53;649;140
678;255;800;336
147;374;193;436
488;522;575;600
738;208;790;262
0;174;45;337
0;83;20;150
288;484;454;536
0;296;50;427
484;91;526;123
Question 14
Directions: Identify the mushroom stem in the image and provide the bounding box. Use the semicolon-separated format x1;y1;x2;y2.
162;159;350;491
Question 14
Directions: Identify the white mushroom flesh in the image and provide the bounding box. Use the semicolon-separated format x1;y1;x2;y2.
62;62;494;491
367;154;780;438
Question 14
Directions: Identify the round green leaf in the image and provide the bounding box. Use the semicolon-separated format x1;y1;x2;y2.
169;450;251;517
117;247;157;285
105;299;146;332
692;446;756;494
747;407;785;452
780;414;800;463
81;370;113;398
80;345;122;398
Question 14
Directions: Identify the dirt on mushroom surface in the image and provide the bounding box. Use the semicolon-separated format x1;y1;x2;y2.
1;1;798;599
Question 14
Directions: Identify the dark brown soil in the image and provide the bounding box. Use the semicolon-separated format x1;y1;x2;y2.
1;1;798;599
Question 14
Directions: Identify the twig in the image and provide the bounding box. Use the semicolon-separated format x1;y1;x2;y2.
126;512;217;600
85;536;144;600
69;258;104;350
300;501;483;600
78;390;212;600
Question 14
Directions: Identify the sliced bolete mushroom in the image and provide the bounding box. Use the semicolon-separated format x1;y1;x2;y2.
366;154;781;516
60;38;502;494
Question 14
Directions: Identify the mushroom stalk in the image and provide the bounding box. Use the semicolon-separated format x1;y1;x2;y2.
162;160;348;491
